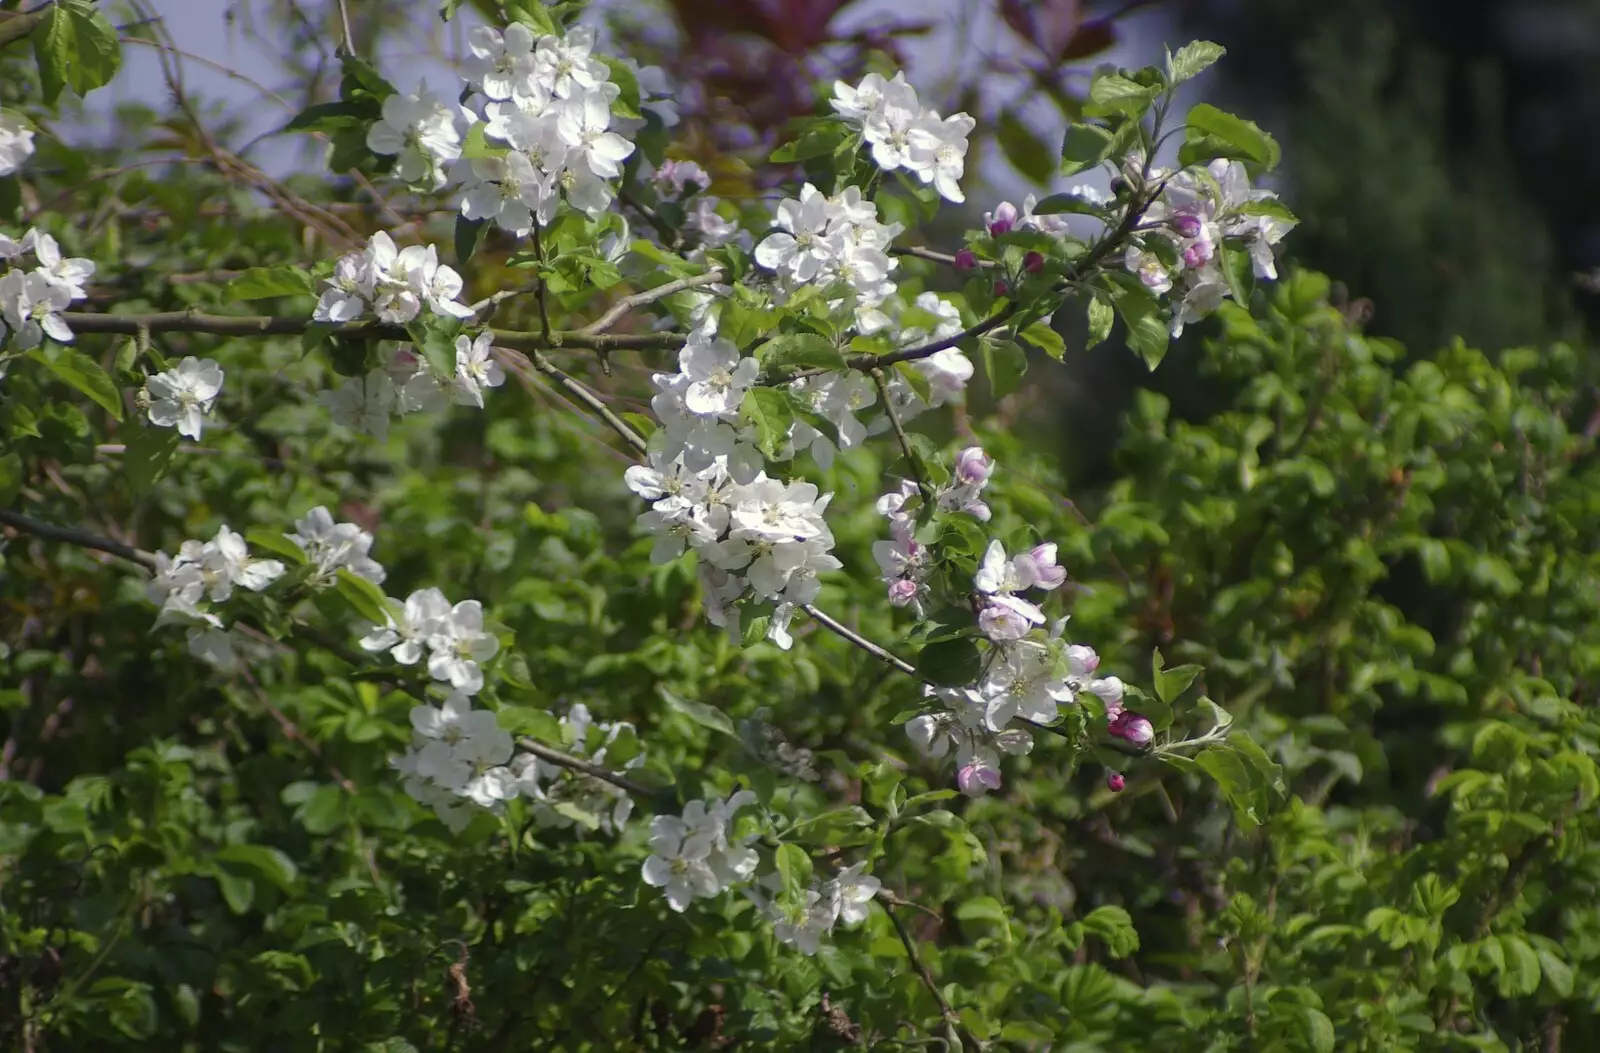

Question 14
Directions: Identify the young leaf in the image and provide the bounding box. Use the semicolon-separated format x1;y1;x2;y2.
225;266;314;301
740;388;793;461
916;637;981;687
1060;123;1115;176
758;333;846;373
775;843;812;903
1107;285;1169;369
1086;294;1114;350
656;685;735;736
30;347;123;420
335;569;391;625
1185;103;1280;169
1167;41;1226;84
997;109;1054;184
122;427;180;494
1083;74;1154;119
1019;320;1065;361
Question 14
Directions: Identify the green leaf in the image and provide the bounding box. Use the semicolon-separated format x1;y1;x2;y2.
1031;190;1107;216
656;684;735;736
1079;905;1140;958
215;844;299;892
1086;294;1114;350
1534;944;1574;997
982;337;1028;398
1220;243;1255;307
955;895;1009;928
1083;74;1154;119
244;530;309;565
0;453;21;507
1300;1008;1336;1053
455;215;486;267
1107;285;1169;369
295;784;347;834
335;569;391;625
600;57;641;119
283;100;374;134
1196;745;1265;829
337;53;396;103
1152;650;1203;704
758;333;846;373
0;174;20;221
1060;123;1115;176
1185;103;1280;169
225;265;314;301
123;427;180;494
997;109;1054;184
740;388;793;461
1019;320;1065;361
30;347;123;419
32;1;123;106
212;868;255;914
1167;41;1226;84
916;637;981;688
770;119;852;164
775;843;812;903
1496;935;1541;997
407;315;463;380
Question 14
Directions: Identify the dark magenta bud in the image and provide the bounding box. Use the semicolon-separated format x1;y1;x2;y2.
954;248;977;272
1024;251;1045;274
1106;770;1126;793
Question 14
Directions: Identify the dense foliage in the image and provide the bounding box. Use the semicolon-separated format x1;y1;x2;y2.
1;2;1596;1051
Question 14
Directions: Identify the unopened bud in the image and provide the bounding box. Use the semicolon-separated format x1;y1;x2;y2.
1106;770;1125;793
993;279;1010;297
1024;251;1045;274
988;217;1013;237
954;248;978;271
887;578;919;607
1109;712;1154;748
1173;214;1203;239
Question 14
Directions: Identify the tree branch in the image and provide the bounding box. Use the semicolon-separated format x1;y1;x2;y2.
870;367;929;495
495;346;649;454
57;311;686;353
0;509;156;569
579;269;725;336
516;738;656;799
800;604;919;678
885;903;979;1051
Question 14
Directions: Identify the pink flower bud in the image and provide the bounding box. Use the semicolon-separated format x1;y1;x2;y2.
993;279;1010;297
1109;712;1154;748
1181;245;1206;269
954;446;993;486
1024;251;1044;274
954;248;978;271
887;578;920;607
1173;214;1203;239
1106;770;1125;793
987;201;1018;237
957;763;1002;796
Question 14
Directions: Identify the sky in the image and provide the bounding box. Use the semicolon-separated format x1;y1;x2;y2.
89;0;1185;202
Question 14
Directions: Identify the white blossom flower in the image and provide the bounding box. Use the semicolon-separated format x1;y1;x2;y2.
453;331;506;408
145;356;224;440
199;526;285;602
0;110;36;176
426;599;500;695
679;335;758;417
464;23;538;101
361;587;450;664
366;85;463;189
319;369;396;441
0;270;74;348
286;505;386;584
908;111;975;202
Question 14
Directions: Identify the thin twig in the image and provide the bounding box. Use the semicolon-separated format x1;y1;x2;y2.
517;738;655;798
0;509;156;569
800;604;919;677
885;903;978;1051
57;311;685;353
891;245;998;270
579;269;726;336
494;346;649;454
531;223;553;343
870;367;928;495
335;0;356;54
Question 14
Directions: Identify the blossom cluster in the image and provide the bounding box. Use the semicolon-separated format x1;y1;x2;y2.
320;333;505;442
0;228;93;351
393;690;516;831
146;525;287;668
1122;157;1296;336
641;791;760;912
630;324;841;646
0;110;34;177
286;505;386;585
748;861;880;955
515;704;642;835
456;24;637;229
755;183;903;331
359;586;499;695
872;446;995;614
312;231;473;325
831;71;974;203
